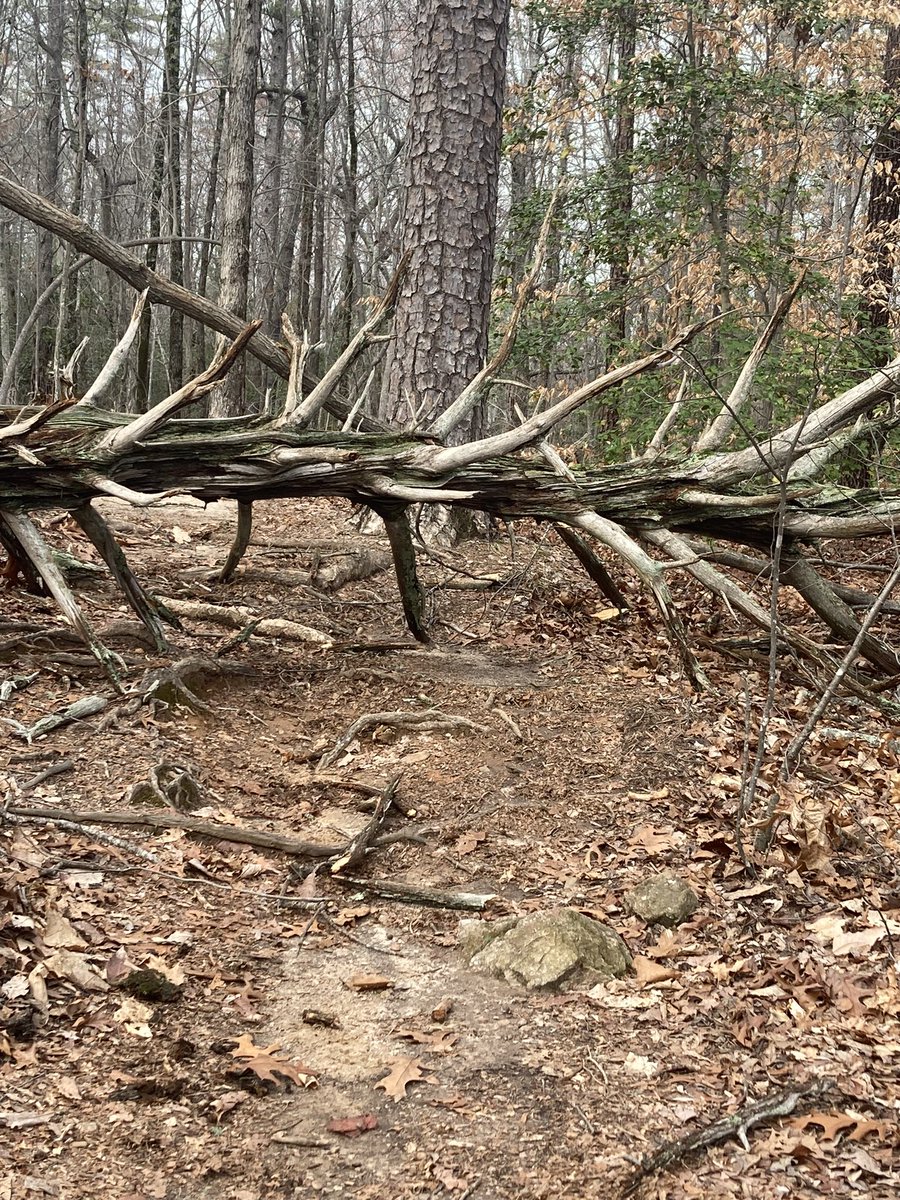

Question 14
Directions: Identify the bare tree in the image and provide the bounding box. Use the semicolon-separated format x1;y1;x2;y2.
213;0;263;416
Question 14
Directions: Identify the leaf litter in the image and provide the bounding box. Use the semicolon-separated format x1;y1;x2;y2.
1;498;900;1198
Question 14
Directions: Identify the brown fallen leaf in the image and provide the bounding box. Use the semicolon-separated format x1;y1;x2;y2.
227;1034;316;1089
105;947;137;985
345;973;394;992
230;1034;282;1059
41;908;86;950
332;906;372;926
791;1113;890;1143
232;1055;317;1090
326;1113;379;1137
43;950;109;993
633;955;679;986
454;830;486;856
395;1028;459;1053
432;1164;469;1191
375;1057;428;1102
210;1090;248;1120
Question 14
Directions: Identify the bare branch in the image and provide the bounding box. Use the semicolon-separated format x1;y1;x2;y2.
694;272;805;454
422;321;713;475
277;256;406;430
429;186;561;440
697;354;900;484
77;290;149;407
641;371;689;460
98;321;260;455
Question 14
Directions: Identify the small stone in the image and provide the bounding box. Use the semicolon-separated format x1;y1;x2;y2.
625;876;699;927
460;908;631;989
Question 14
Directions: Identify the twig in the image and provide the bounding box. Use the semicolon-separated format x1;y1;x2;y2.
5;804;423;860
20;758;74;792
318;708;487;771
623;1078;828;1195
782;558;900;779
330;774;401;874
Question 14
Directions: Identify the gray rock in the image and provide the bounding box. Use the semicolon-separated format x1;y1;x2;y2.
625;876;698;927
461;908;631;989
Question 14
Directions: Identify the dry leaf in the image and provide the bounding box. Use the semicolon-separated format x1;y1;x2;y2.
793;791;833;873
105;947;136;985
375;1057;427;1102
345;974;393;992
629;825;676;855
395;1028;459;1053
230;1034;282;1059
236;1055;317;1089
171;525;192;544
454;830;486;856
832;927;885;957
145;954;186;986
43;950;109;993
228;1035;316;1089
211;1090;247;1120
432;1164;469;1191
332;906;372;926
55;1077;81;1101
326;1113;379;1137
791;1113;890;1143
113;996;154;1038
41;909;86;950
0;974;29;1001
633;955;679;986
623;1052;659;1078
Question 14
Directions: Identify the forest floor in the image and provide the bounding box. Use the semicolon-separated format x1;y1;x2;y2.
1;497;899;1200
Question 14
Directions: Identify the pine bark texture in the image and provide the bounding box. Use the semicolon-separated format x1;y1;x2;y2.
388;0;511;433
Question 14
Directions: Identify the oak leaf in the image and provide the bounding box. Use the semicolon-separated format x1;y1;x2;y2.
237;1055;316;1089
395;1028;459;1053
791;1113;890;1143
375;1057;428;1102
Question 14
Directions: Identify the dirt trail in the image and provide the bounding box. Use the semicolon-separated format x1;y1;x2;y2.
2;499;898;1199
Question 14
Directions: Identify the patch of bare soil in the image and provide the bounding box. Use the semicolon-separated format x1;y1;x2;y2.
2;498;899;1200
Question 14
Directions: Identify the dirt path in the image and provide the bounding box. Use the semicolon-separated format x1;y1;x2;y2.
2;499;898;1199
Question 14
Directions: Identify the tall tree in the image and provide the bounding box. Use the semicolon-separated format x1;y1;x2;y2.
213;0;263;416
387;0;511;435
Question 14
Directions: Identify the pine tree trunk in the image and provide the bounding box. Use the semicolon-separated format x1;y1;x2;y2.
387;0;511;437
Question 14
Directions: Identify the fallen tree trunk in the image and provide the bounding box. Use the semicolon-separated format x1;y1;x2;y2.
4;176;900;693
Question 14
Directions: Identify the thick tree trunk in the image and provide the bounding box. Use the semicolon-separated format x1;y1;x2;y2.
387;0;511;435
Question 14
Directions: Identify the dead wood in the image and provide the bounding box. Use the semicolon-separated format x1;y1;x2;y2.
158;598;332;647
622;1077;827;1194
5;803;420;860
318;707;489;770
329;875;496;911
6;176;900;683
329;775;401;874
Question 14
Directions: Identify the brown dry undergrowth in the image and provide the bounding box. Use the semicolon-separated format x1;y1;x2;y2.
2;498;899;1200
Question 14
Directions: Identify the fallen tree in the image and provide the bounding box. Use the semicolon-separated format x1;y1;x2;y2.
3;177;900;700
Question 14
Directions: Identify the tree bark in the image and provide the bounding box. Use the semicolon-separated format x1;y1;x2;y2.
387;0;511;436
213;0;263;416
